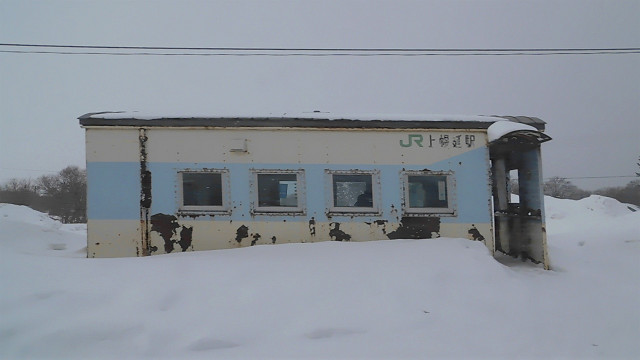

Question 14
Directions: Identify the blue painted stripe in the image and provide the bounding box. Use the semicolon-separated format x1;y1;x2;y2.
87;162;141;220
87;147;492;224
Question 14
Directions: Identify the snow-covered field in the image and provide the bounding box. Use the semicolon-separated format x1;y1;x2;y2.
1;196;639;359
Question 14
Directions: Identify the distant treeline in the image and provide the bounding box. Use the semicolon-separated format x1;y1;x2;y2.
0;166;86;223
512;176;640;206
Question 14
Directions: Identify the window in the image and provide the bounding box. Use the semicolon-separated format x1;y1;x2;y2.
327;170;380;214
179;170;229;213
251;170;305;214
402;171;456;215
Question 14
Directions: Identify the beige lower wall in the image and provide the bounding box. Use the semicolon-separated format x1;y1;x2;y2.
87;220;142;258
88;219;493;258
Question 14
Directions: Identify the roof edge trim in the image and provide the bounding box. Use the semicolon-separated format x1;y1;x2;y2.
79;117;498;129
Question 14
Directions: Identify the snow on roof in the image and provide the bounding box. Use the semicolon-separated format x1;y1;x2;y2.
81;111;506;122
79;112;546;131
487;120;539;142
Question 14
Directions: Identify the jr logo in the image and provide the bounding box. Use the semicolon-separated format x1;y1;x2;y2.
400;134;424;147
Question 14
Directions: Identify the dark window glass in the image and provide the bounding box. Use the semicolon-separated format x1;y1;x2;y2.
408;175;448;208
257;173;298;207
182;173;223;206
333;174;373;207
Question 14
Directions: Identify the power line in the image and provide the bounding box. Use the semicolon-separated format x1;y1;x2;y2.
2;50;638;57
2;43;639;52
547;176;638;180
509;175;638;181
1;43;639;56
509;175;637;181
0;167;59;173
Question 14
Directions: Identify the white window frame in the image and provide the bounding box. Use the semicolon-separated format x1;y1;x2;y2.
401;170;456;216
326;169;381;215
250;169;306;215
178;169;230;214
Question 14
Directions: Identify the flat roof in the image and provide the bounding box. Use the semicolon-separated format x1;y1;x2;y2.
78;112;546;131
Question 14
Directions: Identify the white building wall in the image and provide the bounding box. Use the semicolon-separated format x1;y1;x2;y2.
85;126;493;258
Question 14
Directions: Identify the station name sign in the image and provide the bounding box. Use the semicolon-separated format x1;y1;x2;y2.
400;133;477;149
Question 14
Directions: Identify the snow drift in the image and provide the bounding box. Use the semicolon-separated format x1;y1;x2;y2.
0;198;638;359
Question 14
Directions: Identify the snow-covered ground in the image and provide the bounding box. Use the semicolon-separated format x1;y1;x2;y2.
1;196;638;359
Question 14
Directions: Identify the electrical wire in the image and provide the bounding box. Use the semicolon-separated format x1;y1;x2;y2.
1;43;639;56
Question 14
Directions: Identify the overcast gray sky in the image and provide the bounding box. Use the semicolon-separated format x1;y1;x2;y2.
1;0;638;190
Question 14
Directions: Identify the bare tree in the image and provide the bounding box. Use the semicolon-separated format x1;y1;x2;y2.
36;166;87;223
0;166;87;223
0;178;38;205
595;180;640;207
543;177;590;200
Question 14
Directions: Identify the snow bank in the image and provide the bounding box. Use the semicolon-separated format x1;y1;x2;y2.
0;200;638;359
546;194;635;220
0;204;86;256
545;195;640;236
0;202;61;228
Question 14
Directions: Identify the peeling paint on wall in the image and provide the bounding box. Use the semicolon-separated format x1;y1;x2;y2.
467;225;485;241
329;222;352;241
387;217;440;239
251;233;261;246
150;213;179;253
235;225;249;244
139;128;151;256
140;170;152;209
178;225;193;251
309;217;316;236
149;213;193;253
374;220;388;234
389;204;399;221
